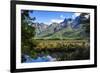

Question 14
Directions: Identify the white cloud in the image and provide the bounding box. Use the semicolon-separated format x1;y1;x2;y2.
60;15;65;19
72;13;81;19
51;19;63;23
74;13;81;17
44;19;63;25
45;22;51;25
84;14;90;19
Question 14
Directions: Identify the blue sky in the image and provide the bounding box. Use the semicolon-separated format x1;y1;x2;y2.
29;10;81;25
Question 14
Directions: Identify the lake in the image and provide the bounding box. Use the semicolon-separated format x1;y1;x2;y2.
22;54;56;63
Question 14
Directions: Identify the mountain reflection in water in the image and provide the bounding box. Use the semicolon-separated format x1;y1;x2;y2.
22;54;56;63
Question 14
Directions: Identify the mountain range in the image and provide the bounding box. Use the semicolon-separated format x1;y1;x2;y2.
32;13;90;40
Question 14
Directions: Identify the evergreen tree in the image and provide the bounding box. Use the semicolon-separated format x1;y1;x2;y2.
21;10;36;56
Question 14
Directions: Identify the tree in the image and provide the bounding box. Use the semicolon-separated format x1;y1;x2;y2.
21;10;36;56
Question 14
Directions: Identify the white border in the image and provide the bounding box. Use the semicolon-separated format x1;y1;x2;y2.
16;4;94;69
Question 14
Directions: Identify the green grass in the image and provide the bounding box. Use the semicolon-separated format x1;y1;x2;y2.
33;39;89;50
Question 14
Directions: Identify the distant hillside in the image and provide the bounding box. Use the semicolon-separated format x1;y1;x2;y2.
32;13;90;40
